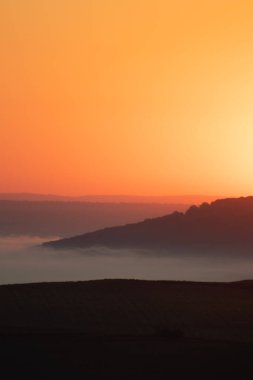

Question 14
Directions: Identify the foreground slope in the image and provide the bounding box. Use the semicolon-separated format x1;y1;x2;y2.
2;280;253;379
45;197;253;251
1;279;253;342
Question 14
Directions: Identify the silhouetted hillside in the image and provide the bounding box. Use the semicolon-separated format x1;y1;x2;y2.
0;201;188;237
45;197;253;251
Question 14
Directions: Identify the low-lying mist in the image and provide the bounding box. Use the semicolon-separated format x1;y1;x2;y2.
0;236;253;285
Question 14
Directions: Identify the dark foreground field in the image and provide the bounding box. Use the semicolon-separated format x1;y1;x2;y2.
1;279;253;379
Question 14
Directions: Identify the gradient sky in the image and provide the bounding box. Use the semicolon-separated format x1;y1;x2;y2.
1;1;253;196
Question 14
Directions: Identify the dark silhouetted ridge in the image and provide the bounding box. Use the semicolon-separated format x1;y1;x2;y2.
44;197;253;252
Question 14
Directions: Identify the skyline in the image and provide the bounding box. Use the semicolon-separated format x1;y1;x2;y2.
1;1;253;196
0;192;223;205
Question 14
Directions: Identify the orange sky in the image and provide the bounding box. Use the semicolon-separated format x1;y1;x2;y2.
1;1;253;196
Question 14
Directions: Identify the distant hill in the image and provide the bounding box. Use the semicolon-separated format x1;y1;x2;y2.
0;201;189;237
45;197;253;251
0;193;220;204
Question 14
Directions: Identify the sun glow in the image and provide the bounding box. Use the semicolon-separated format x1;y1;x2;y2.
1;0;253;196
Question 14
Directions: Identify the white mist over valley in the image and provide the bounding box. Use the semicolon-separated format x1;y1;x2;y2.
0;236;253;284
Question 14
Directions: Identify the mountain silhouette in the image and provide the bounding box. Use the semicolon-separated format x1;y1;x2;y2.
44;197;253;252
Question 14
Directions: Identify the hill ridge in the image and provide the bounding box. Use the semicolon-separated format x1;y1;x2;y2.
44;196;253;251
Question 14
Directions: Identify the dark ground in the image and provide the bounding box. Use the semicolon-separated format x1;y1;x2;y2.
1;279;253;379
1;333;253;379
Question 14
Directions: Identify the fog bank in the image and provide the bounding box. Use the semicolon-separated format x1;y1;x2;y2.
0;236;253;284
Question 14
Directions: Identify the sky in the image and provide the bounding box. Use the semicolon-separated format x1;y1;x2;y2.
1;0;253;197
